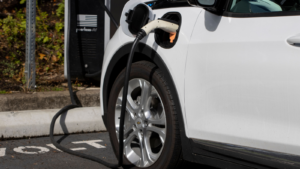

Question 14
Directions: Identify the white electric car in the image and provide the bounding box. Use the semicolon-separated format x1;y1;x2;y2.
100;0;300;168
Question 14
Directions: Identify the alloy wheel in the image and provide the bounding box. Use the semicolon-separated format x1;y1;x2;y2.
114;78;167;168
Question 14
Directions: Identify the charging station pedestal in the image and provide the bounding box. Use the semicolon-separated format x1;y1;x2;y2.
64;0;127;81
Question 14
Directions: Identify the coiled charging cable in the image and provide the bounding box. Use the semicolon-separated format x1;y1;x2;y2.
49;1;179;167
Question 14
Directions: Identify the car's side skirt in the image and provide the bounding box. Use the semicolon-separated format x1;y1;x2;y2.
190;138;300;169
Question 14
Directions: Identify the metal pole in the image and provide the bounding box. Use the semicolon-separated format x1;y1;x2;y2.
25;0;36;89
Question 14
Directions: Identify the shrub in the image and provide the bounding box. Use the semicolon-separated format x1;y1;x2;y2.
0;0;65;84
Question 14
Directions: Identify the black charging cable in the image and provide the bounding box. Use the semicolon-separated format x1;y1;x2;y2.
99;0;118;28
117;31;146;165
49;0;146;168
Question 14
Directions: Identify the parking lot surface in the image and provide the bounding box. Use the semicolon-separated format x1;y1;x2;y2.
0;132;216;169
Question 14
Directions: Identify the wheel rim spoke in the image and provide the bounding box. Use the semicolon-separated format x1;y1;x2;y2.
117;96;137;119
126;99;137;119
126;96;139;113
139;132;150;166
146;126;166;144
124;117;135;136
144;133;160;162
124;130;138;148
147;111;166;125
116;111;135;137
139;79;152;111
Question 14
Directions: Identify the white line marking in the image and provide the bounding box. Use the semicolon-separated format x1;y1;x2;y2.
46;144;62;152
0;148;6;157
71;147;87;151
72;140;106;148
14;146;50;154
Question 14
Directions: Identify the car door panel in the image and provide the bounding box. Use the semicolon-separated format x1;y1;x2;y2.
185;10;300;156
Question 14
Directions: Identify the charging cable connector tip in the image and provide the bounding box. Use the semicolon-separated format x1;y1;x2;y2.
170;32;176;43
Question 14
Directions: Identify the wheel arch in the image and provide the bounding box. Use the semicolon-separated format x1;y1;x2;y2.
102;42;194;162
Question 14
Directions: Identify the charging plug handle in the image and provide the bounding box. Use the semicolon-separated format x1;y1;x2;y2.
141;19;179;35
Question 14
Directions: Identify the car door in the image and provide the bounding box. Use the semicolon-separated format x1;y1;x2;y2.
185;0;300;156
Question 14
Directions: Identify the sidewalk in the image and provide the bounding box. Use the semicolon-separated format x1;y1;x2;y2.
0;88;100;112
0;88;106;139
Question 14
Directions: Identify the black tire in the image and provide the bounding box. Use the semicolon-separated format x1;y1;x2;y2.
107;61;183;169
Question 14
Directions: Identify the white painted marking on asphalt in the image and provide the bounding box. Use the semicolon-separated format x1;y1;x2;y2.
72;140;106;148
46;144;62;152
0;148;6;157
71;147;87;151
14;146;50;154
47;144;86;152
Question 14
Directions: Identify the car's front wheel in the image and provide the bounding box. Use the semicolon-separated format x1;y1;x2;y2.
107;61;183;169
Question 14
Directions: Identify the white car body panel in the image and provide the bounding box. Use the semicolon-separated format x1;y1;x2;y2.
101;0;300;158
185;10;300;156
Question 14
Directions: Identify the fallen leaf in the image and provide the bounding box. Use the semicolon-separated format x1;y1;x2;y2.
11;156;14;158
52;55;58;62
39;53;46;60
5;56;9;60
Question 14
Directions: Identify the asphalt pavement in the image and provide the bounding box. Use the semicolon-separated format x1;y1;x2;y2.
0;132;217;169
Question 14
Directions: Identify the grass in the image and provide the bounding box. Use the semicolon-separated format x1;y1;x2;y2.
0;90;6;94
36;86;65;92
73;83;82;87
53;87;64;91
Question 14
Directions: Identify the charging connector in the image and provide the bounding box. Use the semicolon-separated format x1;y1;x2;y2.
141;19;179;35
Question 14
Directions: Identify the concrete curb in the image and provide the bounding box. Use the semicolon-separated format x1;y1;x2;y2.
0;107;106;139
0;89;100;112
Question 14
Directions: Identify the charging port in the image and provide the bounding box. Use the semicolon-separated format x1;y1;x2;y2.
155;12;181;49
125;4;149;35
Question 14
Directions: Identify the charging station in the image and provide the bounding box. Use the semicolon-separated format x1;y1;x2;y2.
64;0;127;81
